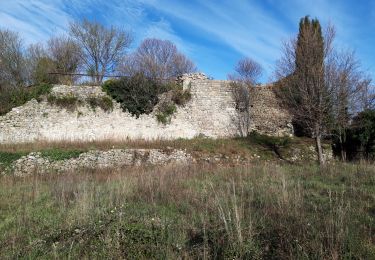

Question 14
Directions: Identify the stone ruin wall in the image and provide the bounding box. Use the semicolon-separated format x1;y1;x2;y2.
0;75;293;144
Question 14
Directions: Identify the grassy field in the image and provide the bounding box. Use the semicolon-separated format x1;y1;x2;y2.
1;161;374;259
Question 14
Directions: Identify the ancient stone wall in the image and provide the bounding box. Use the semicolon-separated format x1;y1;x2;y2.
0;75;293;143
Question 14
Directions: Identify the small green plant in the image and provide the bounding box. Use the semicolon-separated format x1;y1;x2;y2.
47;94;81;111
87;96;113;112
77;111;83;118
156;102;177;124
171;87;192;106
40;149;83;161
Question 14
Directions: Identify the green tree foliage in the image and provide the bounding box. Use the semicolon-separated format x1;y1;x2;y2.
102;73;171;117
282;16;331;165
334;109;375;160
0;83;52;115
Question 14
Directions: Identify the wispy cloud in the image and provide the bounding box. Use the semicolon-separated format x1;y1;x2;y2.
0;0;374;81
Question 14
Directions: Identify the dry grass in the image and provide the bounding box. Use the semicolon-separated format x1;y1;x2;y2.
0;162;374;258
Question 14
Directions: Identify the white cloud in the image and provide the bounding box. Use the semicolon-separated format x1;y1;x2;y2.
0;0;71;44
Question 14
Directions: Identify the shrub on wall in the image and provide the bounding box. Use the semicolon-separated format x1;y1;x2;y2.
102;74;174;117
47;94;113;113
171;87;192;106
0;83;52;115
47;94;81;112
87;96;113;112
156;102;177;124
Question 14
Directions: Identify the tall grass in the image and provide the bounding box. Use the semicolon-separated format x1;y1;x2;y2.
0;162;374;258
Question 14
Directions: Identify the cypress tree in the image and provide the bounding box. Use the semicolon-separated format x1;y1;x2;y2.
288;16;330;165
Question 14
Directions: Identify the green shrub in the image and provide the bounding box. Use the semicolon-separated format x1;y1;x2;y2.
0;83;52;115
102;74;173;117
156;102;177;124
47;94;81;111
40;149;83;161
87;96;113;112
171;87;192;106
0;151;26;169
334;109;375;161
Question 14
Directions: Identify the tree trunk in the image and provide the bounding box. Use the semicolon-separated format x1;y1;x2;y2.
338;134;346;161
315;125;324;165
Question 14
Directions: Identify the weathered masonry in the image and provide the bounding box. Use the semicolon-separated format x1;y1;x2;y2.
0;74;293;143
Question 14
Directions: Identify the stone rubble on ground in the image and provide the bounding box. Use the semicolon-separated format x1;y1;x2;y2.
8;149;195;177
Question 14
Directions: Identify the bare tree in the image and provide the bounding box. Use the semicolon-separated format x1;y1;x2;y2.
234;57;263;85
69;19;132;83
122;38;196;80
0;29;27;89
26;43;58;85
228;57;263;137
47;36;82;84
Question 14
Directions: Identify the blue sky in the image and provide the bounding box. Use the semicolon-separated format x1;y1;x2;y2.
0;0;374;82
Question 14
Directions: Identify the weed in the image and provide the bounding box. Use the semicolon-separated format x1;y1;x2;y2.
87;96;113;112
156;102;177;124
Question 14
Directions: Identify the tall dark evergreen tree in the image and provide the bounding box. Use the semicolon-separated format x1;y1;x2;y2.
284;16;332;165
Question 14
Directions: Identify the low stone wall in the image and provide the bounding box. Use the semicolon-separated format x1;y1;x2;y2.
8;149;194;177
0;77;293;143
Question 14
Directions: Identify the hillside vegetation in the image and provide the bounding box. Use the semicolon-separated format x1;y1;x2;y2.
0;162;374;258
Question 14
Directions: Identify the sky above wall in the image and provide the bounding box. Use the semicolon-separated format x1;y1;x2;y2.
0;0;374;82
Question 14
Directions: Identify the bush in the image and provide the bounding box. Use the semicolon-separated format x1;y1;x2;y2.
0;83;52;115
334;109;375;161
47;94;81;111
171;87;192;106
87;96;113;112
156;102;177;124
40;149;83;161
102;74;173;118
0;151;26;170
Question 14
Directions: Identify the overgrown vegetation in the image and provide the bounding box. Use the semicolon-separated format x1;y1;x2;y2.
248;131;291;159
102;74;168;117
47;94;81;111
333;109;375;160
0;162;373;258
87;96;113;112
102;73;190;119
171;85;192;106
0;151;26;170
40;149;84;161
46;94;113;112
0;83;52;115
156;102;177;124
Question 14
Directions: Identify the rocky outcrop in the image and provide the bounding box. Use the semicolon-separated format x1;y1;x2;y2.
9;149;194;177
